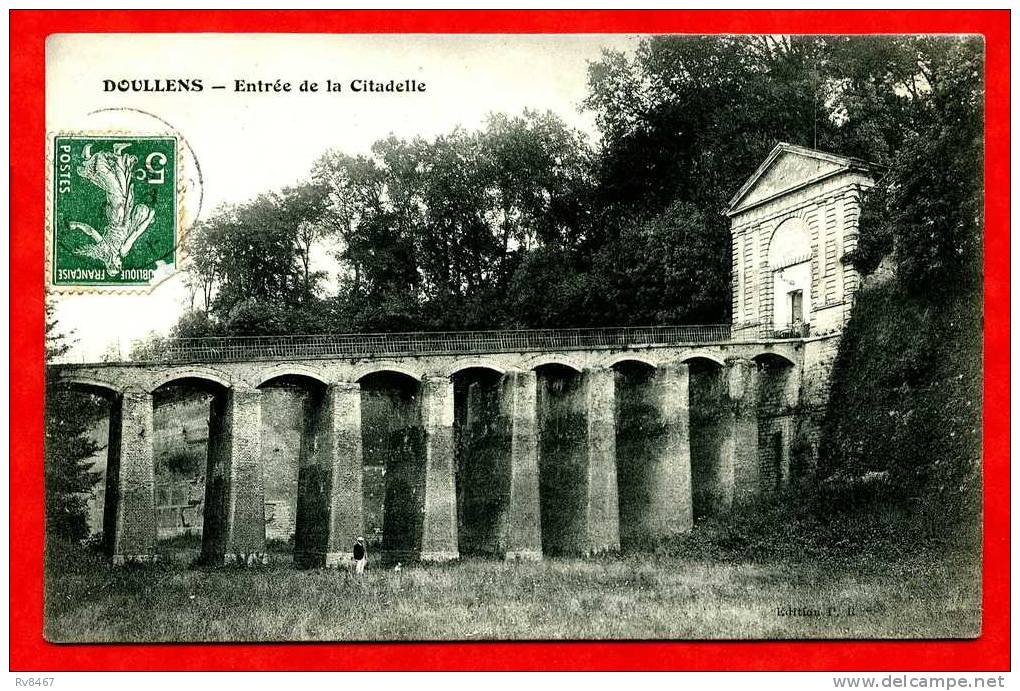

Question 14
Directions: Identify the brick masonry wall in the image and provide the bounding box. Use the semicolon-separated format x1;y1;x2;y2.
796;334;843;476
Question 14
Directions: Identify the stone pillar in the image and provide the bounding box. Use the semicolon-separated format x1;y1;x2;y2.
419;376;459;561
582;367;620;554
203;387;266;565
323;383;363;567
648;363;693;536
501;370;542;560
723;359;760;511
104;390;158;564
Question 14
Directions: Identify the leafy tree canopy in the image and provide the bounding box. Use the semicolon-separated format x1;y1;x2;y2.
173;35;982;338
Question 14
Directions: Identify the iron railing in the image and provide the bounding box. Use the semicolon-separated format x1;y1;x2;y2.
146;324;734;363
731;321;812;341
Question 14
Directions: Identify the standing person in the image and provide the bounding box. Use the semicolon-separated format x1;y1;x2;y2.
353;537;367;574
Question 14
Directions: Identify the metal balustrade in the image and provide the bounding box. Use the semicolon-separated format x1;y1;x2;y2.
141;324;735;364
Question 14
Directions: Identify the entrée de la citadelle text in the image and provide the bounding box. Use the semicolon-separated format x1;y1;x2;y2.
102;78;427;94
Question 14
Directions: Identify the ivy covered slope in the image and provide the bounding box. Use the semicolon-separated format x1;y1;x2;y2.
818;35;983;531
819;277;982;526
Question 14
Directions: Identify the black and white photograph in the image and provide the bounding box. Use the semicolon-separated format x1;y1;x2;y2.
42;31;984;643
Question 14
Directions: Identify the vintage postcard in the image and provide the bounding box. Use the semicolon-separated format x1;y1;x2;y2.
37;27;987;648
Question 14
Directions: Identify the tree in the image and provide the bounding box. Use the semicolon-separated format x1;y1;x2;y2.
587;201;731;326
581;36;850;324
181;186;334;335
44;303;104;540
854;36;984;294
307;112;595;331
281;183;331;302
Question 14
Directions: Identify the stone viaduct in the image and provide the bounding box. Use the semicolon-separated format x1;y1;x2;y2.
48;143;874;567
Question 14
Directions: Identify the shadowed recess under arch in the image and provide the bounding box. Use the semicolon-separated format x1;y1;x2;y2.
751;351;797;367
605;354;659;371
529;355;583;373
679;353;726;368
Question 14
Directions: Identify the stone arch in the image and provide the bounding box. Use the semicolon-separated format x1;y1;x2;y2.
447;359;507;378
148;366;232;392
767;217;812;269
146;366;234;564
527;355;583;374
356;364;424;560
255;363;330;388
604;353;659;371
751;351;797;367
679;353;726;368
531;355;588;556
54;375;123;396
254;365;334;567
450;362;509;557
352;363;423;383
684;354;730;522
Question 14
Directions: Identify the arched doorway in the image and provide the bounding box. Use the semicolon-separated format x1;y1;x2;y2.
767;218;813;336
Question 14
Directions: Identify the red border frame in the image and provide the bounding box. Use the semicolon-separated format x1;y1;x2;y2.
9;10;1009;671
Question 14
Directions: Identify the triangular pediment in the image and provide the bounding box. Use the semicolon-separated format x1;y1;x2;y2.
727;144;856;216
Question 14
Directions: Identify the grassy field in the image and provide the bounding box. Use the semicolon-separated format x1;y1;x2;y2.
44;527;980;642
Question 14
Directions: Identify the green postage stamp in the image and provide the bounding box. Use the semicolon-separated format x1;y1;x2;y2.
51;135;178;288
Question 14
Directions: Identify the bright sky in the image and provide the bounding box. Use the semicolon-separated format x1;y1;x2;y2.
46;33;641;361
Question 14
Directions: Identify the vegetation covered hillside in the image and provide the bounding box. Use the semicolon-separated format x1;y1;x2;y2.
819;35;983;529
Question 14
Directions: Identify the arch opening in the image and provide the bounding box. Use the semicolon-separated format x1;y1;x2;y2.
529;357;582;374
149;378;223;562
358;370;424;561
354;365;422;384
687;358;729;521
54;377;121;397
534;363;588;556
452;367;510;557
754;355;798;495
680;353;726;368
45;381;118;547
768;218;813;334
606;355;658;371
448;361;506;378
150;370;231;394
256;374;331;566
752;352;797;368
612;360;662;550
